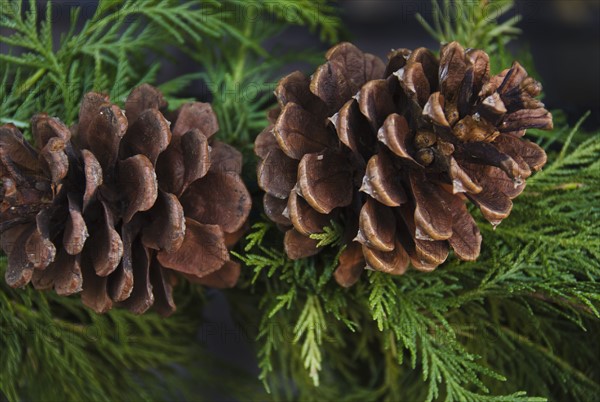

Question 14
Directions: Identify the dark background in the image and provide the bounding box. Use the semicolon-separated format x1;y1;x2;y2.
158;0;599;130
5;1;598;128
335;0;600;129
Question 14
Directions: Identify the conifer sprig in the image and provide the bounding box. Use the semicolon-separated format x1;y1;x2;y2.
0;1;340;400
240;124;600;401
416;0;521;50
0;0;245;124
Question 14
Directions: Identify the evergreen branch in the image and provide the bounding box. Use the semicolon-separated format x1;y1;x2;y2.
556;111;590;161
294;295;326;386
244;221;273;252
243;120;599;400
0;2;333;400
499;325;600;391
416;0;521;50
310;220;344;248
186;0;341;150
0;262;204;402
0;0;234;124
367;272;520;402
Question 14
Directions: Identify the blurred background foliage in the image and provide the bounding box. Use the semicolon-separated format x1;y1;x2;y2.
1;1;599;401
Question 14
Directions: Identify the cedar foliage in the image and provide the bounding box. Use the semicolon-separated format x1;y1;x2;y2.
235;1;600;400
0;0;339;400
1;1;599;401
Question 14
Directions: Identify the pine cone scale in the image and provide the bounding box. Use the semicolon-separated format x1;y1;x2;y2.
63;193;88;255
448;157;482;194
187;260;241;289
91;201;123;277
0;126;39;175
106;220;139;302
121;108;172;165
361;152;407;207
495;133;547;171
288;190;331;236
274;102;334;159
263;194;291;226
124;85;167;124
284;228;320;260
333;242;364;287
334;99;375;159
119;240;153;314
32;249;83;295
310;43;385;113
297;151;354;214
53;252;84;296
447;198;482;261
254;126;279;159
362;238;409;275
179;171;251;233
357;198;396;252
80;258;112;313
257;148;298;199
5;225;37;287
81;149;103;212
154;137;187;196
140;190;186;254
209;141;243;174
119;154;158;223
377;114;416;163
401;60;431;107
170;102;219;138
156;218;229;277
40;137;69;184
76;93;110;137
396;205;449;269
357;79;396;131
439;42;468;99
83;103;128;175
179;129;210;189
275;71;325;116
108;258;134;303
149;260;176;316
410;170;454;241
467;188;513;225
31;114;72;149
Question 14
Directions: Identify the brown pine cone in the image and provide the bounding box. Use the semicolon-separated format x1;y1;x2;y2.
0;84;251;315
255;42;552;287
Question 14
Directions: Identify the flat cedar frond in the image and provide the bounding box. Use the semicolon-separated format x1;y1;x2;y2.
0;1;340;401
0;0;235;124
294;295;326;386
190;1;341;149
310;220;344;248
0;260;200;402
416;0;521;51
242;120;600;400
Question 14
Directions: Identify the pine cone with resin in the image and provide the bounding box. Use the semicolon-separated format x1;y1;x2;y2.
0;84;251;314
255;42;552;287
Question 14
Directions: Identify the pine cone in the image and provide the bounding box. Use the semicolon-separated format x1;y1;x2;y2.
255;42;552;287
0;84;251;314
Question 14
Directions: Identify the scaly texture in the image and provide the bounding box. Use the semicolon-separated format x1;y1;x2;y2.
0;84;251;315
255;41;552;286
